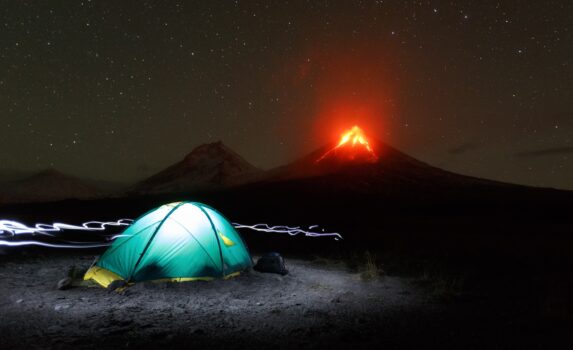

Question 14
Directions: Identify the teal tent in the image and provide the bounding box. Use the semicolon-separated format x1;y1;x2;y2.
84;201;252;287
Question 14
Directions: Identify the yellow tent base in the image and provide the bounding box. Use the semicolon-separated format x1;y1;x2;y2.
84;266;244;289
83;266;125;288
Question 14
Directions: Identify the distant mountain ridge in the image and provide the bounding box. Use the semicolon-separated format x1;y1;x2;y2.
1;138;569;205
0;169;106;204
130;141;262;195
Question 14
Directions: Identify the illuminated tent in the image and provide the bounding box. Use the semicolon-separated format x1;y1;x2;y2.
84;201;252;288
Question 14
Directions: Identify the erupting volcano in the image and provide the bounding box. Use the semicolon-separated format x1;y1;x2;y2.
317;126;378;163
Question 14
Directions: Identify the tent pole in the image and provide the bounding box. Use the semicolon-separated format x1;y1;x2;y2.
127;202;187;282
198;206;225;277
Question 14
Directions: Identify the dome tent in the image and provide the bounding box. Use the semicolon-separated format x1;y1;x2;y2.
84;201;252;288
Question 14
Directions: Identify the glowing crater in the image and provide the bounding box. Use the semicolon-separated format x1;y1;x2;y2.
317;125;378;162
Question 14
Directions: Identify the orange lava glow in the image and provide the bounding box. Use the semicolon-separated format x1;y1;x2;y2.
317;125;378;162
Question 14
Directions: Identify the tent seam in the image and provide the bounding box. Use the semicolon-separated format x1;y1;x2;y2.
169;216;221;272
99;221;161;259
198;203;254;268
127;201;188;282
197;205;226;277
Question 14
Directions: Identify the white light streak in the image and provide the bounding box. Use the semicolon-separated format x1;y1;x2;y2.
0;218;341;249
232;223;342;240
0;219;133;236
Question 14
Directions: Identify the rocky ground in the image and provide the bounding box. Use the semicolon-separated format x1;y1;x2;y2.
0;253;569;349
0;254;437;350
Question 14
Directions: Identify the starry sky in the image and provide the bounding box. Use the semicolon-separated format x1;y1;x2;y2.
1;1;572;189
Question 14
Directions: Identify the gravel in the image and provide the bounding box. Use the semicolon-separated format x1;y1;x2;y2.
0;254;432;349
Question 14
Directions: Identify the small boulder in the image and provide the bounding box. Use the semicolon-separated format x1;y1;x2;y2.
253;252;288;275
54;304;71;311
57;277;73;290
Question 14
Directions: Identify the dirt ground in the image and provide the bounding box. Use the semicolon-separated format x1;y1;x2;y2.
1;253;570;349
0;254;437;350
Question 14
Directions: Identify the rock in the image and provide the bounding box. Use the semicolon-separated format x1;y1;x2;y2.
54;304;71;311
57;277;73;290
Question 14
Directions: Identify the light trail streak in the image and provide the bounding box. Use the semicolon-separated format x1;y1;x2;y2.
0;218;341;249
0;219;133;236
0;219;133;249
0;240;110;248
232;223;342;240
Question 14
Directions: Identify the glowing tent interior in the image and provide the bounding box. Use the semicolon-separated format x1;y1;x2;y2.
84;201;252;288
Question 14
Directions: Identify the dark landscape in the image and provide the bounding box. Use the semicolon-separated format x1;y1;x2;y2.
1;1;572;349
1;137;572;349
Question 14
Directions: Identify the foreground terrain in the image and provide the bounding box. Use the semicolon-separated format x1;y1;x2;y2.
0;252;570;349
0;254;428;349
1;181;571;349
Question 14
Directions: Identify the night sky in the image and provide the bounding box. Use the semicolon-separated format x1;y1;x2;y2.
1;1;572;189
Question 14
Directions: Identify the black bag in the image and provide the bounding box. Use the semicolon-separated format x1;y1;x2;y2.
254;252;288;275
